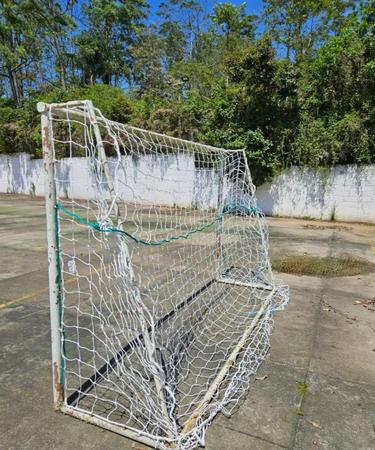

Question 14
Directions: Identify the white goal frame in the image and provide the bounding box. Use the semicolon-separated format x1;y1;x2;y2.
38;100;287;449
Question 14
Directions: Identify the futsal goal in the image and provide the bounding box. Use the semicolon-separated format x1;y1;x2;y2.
38;100;288;450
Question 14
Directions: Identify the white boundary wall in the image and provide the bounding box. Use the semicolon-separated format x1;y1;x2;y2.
1;154;374;223
0;153;219;209
256;166;375;223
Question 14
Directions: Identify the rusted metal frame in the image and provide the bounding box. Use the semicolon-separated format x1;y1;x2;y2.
37;101;240;154
38;99;271;445
40;104;64;408
37;100;87;112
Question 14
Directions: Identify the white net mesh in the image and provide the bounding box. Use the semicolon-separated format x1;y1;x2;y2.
44;100;288;449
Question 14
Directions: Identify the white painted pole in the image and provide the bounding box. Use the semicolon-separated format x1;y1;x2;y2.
215;157;224;261
39;103;64;407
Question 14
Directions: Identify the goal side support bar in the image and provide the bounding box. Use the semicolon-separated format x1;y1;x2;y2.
42;108;64;407
60;405;174;449
217;276;273;291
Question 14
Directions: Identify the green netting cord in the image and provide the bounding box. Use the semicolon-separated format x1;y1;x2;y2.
54;204;66;384
55;201;260;246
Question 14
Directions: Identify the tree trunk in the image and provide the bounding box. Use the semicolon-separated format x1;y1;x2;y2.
54;37;66;89
8;68;22;106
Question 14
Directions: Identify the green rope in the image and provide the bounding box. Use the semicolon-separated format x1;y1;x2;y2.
55;201;259;246
54;204;66;384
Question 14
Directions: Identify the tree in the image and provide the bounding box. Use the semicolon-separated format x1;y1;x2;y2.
226;37;279;134
296;21;374;166
130;25;165;94
75;0;149;86
158;0;204;61
262;0;356;61
158;16;186;67
0;0;74;103
40;1;76;90
211;2;256;52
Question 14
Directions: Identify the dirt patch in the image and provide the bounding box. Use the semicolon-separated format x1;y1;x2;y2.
271;255;375;277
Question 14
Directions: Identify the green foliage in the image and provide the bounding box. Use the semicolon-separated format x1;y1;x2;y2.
0;105;35;154
0;0;373;184
0;1;74;103
0;84;135;155
75;0;149;84
293;117;338;166
262;0;356;62
296;26;375;167
37;84;133;122
211;2;256;51
244;129;276;185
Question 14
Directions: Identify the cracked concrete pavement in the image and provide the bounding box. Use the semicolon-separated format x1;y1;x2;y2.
0;196;374;450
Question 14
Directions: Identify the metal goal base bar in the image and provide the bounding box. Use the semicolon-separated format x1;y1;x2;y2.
217;276;274;291
60;405;174;449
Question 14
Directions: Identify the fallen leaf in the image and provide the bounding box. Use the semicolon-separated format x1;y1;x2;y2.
305;418;322;429
255;375;268;381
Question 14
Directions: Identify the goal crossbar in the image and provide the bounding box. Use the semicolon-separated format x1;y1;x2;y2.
37;101;242;154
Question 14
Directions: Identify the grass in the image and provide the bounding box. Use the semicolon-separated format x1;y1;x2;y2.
271;255;375;277
295;380;308;416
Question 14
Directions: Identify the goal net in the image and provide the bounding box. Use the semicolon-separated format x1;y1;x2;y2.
39;100;288;450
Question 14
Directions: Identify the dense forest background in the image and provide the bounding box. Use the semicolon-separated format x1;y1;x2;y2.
0;0;374;184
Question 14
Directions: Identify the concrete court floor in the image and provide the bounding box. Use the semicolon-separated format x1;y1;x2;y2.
0;195;374;450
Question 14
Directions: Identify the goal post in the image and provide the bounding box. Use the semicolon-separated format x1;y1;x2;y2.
39;100;288;450
40;104;64;407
